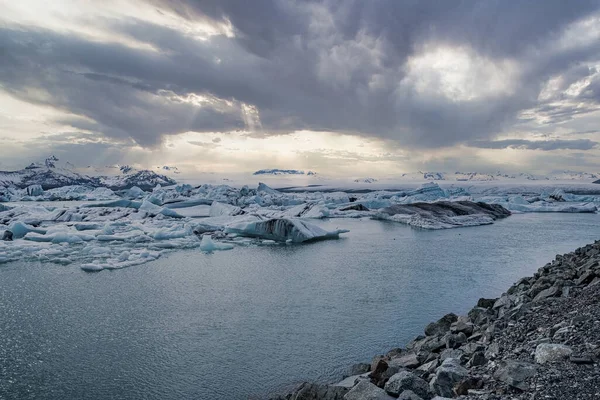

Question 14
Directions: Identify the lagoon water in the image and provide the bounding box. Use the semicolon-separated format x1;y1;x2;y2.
1;213;599;399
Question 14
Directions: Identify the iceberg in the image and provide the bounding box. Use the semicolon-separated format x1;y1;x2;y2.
224;218;348;243
377;201;511;229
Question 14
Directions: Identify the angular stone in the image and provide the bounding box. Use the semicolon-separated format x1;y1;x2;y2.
289;382;349;400
439;349;464;362
398;390;424;400
429;358;468;398
534;343;573;364
459;343;485;356
533;286;560;302
576;270;596;286
371;358;389;375
384;371;432;399
335;373;370;388
493;360;536;391
424;314;458;337
477;298;497;309
344;380;395;400
389;353;420;369
417;359;439;374
468;351;487;367
450;319;474;336
454;377;483;396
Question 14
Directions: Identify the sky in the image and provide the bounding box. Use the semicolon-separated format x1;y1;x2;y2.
0;0;600;177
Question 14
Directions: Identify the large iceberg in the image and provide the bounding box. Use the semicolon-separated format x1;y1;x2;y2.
224;218;348;243
377;201;511;229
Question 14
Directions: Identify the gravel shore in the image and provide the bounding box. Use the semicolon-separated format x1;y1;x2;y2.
271;240;600;400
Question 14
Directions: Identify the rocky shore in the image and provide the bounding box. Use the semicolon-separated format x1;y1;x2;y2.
271;240;600;400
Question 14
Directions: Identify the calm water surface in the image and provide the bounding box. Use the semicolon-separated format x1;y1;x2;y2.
1;213;599;399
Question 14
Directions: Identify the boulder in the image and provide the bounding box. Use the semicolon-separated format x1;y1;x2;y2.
344;380;395;400
439;349;464;362
454;377;484;396
476;298;497;309
2;230;13;241
534;343;573;364
444;332;467;349
468;351;487;367
493;360;536;391
389;353;421;369
398;390;424;400
336;374;370;388
425;314;458;336
384;371;432;399
429;358;468;398
533;286;560;302
288;382;349;400
450;319;474;336
416;359;439;374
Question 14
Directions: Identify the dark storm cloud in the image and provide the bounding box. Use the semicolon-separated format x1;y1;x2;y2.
469;139;598;151
1;0;600;148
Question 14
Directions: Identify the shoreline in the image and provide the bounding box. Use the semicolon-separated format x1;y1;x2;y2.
273;240;600;400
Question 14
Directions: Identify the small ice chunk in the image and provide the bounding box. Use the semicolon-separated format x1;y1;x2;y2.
199;235;234;252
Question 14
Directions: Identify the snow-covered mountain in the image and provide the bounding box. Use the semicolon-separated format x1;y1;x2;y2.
100;170;177;190
0;161;99;190
253;169;317;176
0;157;177;191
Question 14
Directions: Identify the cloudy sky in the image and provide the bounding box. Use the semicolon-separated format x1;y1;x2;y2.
1;0;600;177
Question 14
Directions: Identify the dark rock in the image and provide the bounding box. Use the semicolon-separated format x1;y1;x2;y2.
576;271;596;286
2;230;12;241
444;332;467;349
570;355;595;365
477;298;497;309
344;380;395;400
453;377;483;396
424;314;458;337
468;307;494;325
285;382;348;400
493;360;536;391
533;285;560;302
384;371;432;399
397;390;424;400
371;357;388;375
429;358;468;398
468;351;487;367
371;366;402;388
450;318;474;336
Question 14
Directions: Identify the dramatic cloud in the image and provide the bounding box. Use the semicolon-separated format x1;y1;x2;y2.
0;0;600;173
